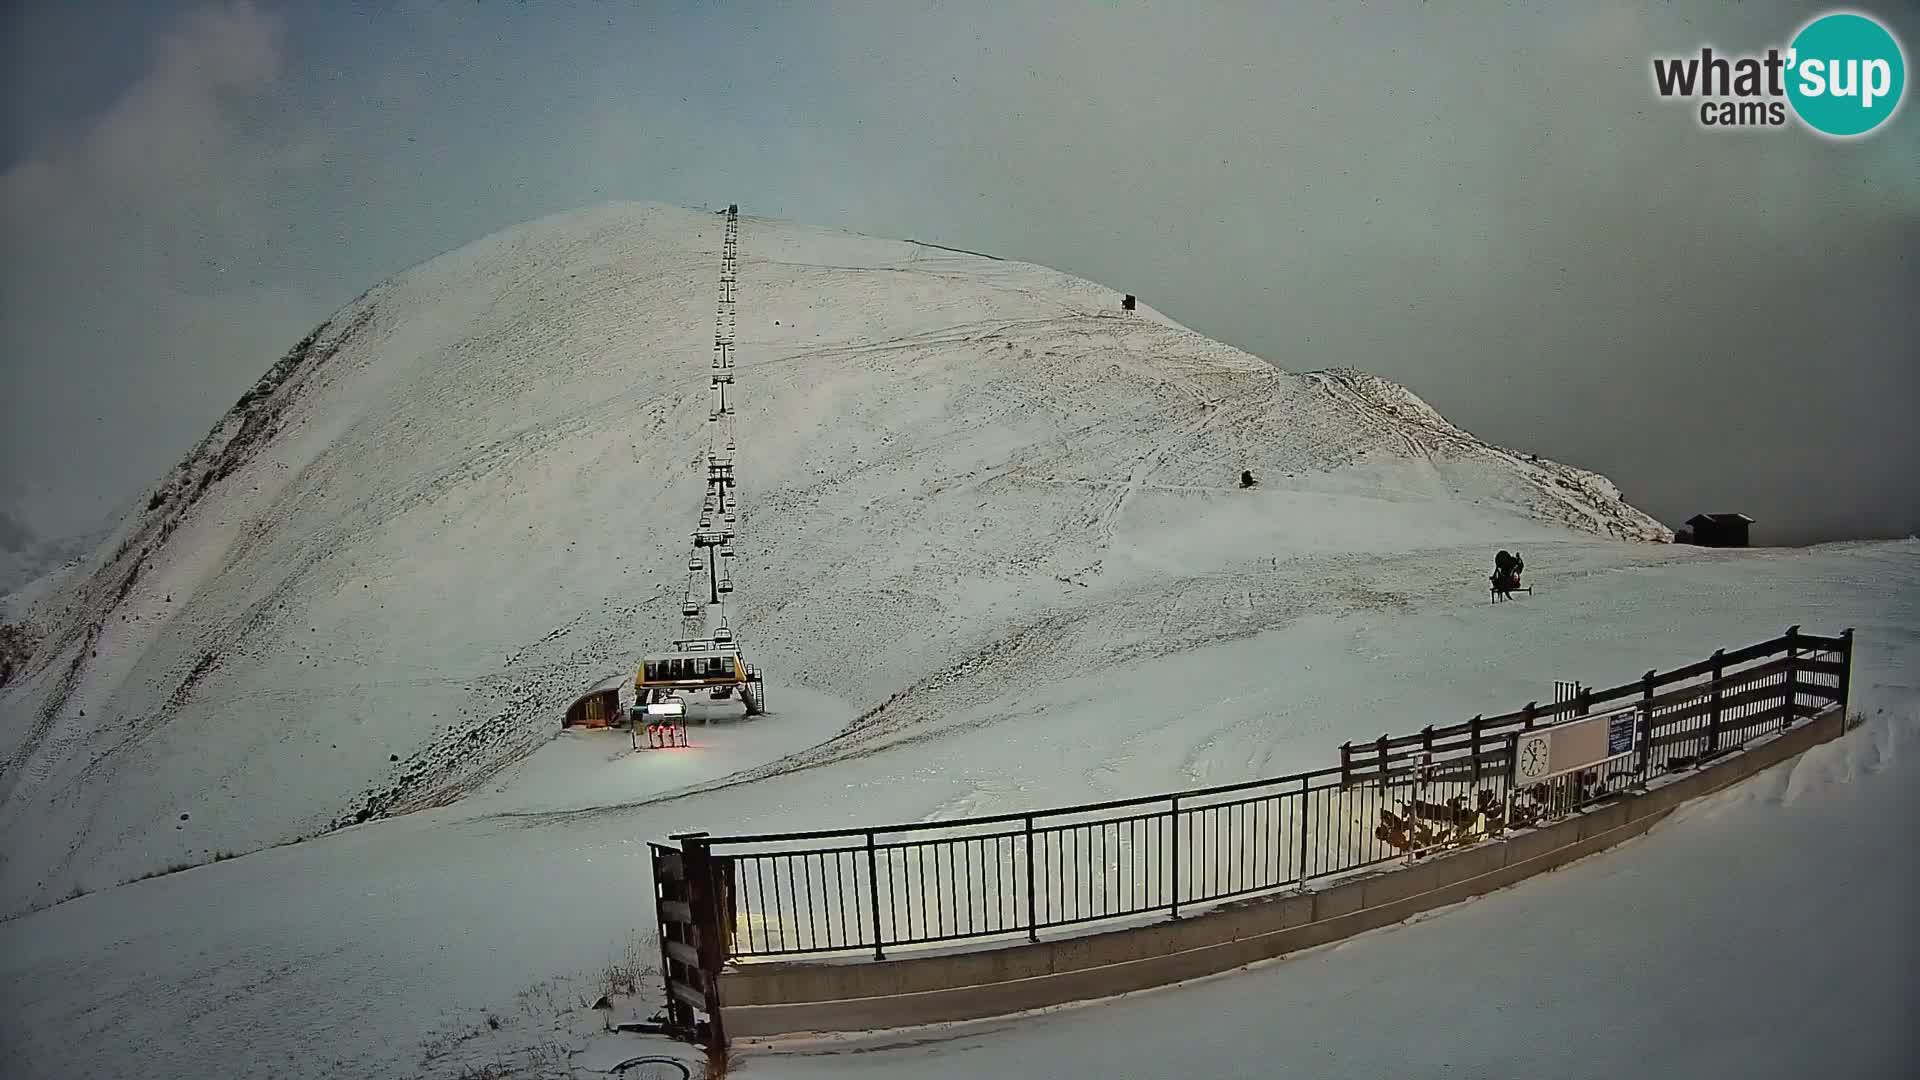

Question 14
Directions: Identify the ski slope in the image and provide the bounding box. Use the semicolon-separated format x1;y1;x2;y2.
0;201;1665;914
0;200;1911;1078
0;540;1912;1080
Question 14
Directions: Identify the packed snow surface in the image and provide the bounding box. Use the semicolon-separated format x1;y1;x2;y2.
0;201;1909;1079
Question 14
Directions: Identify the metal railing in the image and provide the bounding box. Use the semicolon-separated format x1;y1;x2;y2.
663;626;1852;963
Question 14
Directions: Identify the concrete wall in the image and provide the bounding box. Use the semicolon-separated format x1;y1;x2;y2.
718;706;1848;1038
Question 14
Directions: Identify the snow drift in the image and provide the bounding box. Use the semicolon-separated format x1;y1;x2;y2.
0;201;1670;914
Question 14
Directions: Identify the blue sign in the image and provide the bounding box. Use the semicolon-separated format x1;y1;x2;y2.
1607;710;1637;756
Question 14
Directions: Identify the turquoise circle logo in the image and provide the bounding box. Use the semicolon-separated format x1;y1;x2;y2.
1786;11;1907;137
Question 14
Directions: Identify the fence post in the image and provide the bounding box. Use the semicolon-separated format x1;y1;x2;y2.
1295;774;1310;885
1169;795;1182;920
1375;734;1389;785
1637;669;1656;781
1469;716;1483;786
680;832;728;1054
1023;816;1038;943
865;831;885;961
1340;741;1352;788
1839;627;1855;723
1781;624;1800;731
1706;649;1725;757
1522;702;1538;730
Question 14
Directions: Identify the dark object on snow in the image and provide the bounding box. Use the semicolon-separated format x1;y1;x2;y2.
1684;513;1753;548
1122;294;1136;311
1490;550;1529;602
1240;470;1258;489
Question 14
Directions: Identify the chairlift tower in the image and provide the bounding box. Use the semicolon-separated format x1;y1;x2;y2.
632;198;767;735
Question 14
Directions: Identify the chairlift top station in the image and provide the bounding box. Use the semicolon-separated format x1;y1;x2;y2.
634;203;765;724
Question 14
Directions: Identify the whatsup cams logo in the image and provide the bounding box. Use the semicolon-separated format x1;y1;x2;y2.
1651;9;1907;138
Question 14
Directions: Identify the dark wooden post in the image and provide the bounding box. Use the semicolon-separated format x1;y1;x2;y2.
1781;625;1800;731
1340;741;1352;788
1522;702;1538;730
1376;734;1389;785
1705;649;1726;757
866;830;886;960
1637;669;1656;779
1023;817;1039;943
1469;716;1484;786
678;832;728;1053
1839;627;1855;723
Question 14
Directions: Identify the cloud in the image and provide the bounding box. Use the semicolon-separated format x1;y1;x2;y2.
83;1;279;173
1;2;313;535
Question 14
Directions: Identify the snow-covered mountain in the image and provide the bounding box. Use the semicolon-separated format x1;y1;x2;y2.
0;201;1670;914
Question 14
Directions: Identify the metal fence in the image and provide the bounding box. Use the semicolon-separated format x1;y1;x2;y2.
665;626;1852;964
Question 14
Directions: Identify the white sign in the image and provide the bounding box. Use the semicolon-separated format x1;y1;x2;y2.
1514;705;1639;785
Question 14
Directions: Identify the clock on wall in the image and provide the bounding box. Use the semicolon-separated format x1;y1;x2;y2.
1517;733;1552;781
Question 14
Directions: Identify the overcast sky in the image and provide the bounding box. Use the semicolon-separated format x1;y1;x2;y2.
2;0;1915;550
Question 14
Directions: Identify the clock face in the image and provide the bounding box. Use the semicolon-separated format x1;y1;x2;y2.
1519;736;1551;779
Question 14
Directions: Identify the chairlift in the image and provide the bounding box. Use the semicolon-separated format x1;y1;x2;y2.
720;544;735;559
681;600;699;616
717;578;734;595
688;557;702;571
713;624;734;644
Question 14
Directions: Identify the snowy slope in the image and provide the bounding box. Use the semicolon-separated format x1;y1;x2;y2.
0;201;1670;914
0;539;1911;1080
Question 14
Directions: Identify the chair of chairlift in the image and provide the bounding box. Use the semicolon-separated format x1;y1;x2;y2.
681;600;699;616
713;625;734;644
688;557;702;571
717;578;734;594
720;545;735;558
